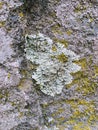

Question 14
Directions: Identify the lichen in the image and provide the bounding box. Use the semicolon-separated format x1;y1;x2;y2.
73;123;91;130
18;12;24;18
0;2;3;9
0;21;5;27
66;29;73;36
53;38;68;47
25;33;81;96
42;125;59;130
51;24;63;35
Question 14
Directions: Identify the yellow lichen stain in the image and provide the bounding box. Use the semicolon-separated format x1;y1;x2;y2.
89;18;94;23
42;100;59;109
49;97;97;127
88;114;98;124
19;112;24;118
53;38;68;47
73;123;91;130
7;73;11;79
72;58;95;92
51;24;63;35
76;83;96;95
11;101;17;106
73;109;81;117
74;70;96;94
52;46;57;52
74;4;87;13
64;99;97;122
50;11;56;17
58;108;65;113
57;53;68;63
41;103;48;108
20;69;28;77
51;53;68;63
66;71;85;89
0;93;4;99
51;99;96;125
74;58;87;70
20;69;33;79
0;2;3;9
66;55;98;96
51;55;56;59
19;12;24;18
0;90;9;103
57;117;65;122
94;65;98;77
52;108;65;117
18;79;32;91
0;21;5;27
66;29;73;36
56;125;65;130
65;120;76;125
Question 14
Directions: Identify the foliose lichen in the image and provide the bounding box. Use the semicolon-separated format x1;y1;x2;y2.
25;33;81;96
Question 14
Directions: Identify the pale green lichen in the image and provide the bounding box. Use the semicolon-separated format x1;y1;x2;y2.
42;125;59;130
25;33;81;96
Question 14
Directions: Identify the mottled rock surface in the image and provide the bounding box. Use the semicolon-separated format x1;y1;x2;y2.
0;0;98;130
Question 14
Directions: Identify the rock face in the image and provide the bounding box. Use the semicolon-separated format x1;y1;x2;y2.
0;0;21;89
0;0;98;130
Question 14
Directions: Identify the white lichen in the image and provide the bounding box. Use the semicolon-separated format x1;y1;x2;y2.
25;33;81;96
42;125;59;130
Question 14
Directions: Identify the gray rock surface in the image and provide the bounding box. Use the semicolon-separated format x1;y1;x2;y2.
0;0;98;130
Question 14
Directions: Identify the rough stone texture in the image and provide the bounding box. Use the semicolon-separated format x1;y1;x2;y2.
0;0;98;130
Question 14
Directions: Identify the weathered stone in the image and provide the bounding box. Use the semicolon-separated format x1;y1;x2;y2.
0;0;98;129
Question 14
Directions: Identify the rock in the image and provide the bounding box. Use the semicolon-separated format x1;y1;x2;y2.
0;0;98;129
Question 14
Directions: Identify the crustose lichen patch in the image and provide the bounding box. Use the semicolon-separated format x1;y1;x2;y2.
25;33;81;96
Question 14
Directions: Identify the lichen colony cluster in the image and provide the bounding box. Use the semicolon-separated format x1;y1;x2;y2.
25;33;81;96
